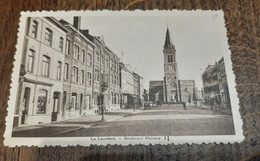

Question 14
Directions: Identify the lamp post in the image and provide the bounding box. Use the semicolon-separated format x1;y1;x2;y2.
100;82;108;121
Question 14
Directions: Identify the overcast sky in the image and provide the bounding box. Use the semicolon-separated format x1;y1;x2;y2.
58;10;230;90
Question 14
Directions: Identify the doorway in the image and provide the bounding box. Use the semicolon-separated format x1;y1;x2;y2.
52;92;60;122
21;87;30;124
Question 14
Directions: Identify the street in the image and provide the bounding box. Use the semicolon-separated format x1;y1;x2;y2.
12;105;235;137
58;105;234;137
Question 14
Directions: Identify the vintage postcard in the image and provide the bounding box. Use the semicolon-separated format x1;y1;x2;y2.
4;10;244;146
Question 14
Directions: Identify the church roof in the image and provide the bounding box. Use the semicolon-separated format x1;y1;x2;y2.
164;27;174;49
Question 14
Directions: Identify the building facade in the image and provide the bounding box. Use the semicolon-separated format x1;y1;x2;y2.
149;81;164;102
60;17;95;119
179;80;196;105
107;47;121;111
14;17;67;127
14;16;145;127
163;27;180;103
149;27;197;105
120;63;135;108
202;57;231;109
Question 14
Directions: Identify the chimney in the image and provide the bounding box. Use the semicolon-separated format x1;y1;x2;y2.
73;17;81;30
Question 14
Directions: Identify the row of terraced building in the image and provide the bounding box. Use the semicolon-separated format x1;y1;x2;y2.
13;17;144;127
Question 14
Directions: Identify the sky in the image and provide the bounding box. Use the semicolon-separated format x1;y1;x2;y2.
57;10;230;90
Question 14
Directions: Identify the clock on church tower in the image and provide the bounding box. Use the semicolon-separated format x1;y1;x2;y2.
163;27;180;103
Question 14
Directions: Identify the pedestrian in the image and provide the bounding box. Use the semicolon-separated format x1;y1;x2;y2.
183;102;186;110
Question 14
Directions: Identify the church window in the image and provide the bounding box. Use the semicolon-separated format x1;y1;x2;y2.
168;55;173;63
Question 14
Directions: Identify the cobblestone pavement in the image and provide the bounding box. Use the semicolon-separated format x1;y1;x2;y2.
12;105;234;137
58;105;235;137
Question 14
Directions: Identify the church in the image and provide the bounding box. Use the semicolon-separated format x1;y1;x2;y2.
149;27;197;105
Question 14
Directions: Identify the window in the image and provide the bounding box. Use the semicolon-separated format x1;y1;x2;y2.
45;28;53;46
111;74;113;84
114;61;116;72
32;20;38;38
57;61;62;80
101;54;104;65
100;73;104;82
105;57;109;67
96;52;100;62
81;70;84;84
111;92;114;104
82;49;86;63
59;37;64;52
110;58;113;70
87;53;92;67
87;72;92;86
73;66;79;82
64;63;69;80
168;55;173;63
73;44;80;59
65;39;70;55
95;69;99;81
37;89;48;114
27;49;35;73
104;74;108;83
42;56;50;77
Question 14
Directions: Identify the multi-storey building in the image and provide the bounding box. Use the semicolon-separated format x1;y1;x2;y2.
202;57;231;109
14;17;67;127
133;72;144;107
14;16;145;127
60;17;95;119
107;47;121;110
120;63;135;108
82;30;122;112
217;58;230;108
179;80;196;105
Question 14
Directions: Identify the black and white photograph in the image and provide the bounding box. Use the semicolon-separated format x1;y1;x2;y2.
4;10;243;146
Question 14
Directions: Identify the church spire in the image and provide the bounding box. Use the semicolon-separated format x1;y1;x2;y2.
164;27;174;49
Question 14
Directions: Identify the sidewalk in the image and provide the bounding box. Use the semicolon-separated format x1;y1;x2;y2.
12;109;142;137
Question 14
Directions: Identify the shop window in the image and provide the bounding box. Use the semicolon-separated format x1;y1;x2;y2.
37;89;48;114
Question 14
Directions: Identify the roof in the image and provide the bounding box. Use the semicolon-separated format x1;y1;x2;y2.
45;17;69;33
164;27;174;49
59;19;95;47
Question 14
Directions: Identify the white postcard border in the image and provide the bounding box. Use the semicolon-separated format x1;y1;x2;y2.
4;10;244;147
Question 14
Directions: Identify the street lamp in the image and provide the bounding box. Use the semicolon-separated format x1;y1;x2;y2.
100;82;108;121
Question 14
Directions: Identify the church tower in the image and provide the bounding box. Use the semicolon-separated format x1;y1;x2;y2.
163;27;180;102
